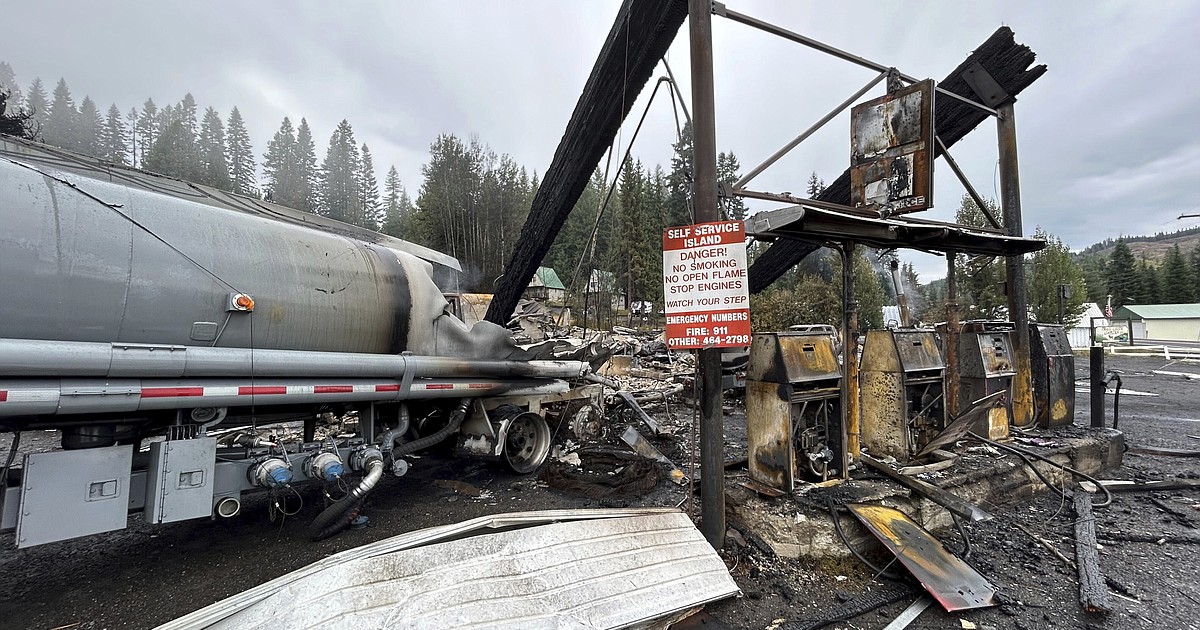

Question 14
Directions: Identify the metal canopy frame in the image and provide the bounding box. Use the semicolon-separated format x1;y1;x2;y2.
744;204;1044;258
713;2;1005;230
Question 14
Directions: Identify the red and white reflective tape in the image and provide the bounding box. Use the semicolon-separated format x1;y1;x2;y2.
0;382;498;404
0;389;60;403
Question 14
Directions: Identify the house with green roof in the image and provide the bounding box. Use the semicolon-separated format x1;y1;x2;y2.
524;266;567;303
1111;303;1200;341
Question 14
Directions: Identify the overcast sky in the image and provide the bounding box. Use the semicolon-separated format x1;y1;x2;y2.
5;1;1199;281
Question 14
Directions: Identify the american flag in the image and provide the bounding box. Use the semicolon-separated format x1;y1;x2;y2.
1105;304;1113;318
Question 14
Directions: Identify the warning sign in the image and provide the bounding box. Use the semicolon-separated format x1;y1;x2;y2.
662;221;751;350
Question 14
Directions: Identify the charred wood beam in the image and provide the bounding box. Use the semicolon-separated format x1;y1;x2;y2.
1073;492;1113;615
485;0;688;324
748;26;1047;293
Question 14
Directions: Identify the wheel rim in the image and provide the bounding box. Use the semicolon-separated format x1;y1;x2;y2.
504;412;551;474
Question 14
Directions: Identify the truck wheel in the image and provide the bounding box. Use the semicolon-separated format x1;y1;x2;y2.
503;412;551;474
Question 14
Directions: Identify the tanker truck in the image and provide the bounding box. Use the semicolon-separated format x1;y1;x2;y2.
0;135;606;547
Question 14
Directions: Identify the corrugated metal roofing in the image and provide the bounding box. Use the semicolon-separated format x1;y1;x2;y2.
161;509;738;630
1113;303;1200;320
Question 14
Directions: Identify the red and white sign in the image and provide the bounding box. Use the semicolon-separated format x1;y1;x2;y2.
662;221;751;349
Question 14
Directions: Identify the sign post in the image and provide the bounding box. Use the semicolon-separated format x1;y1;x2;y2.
663;221;751;350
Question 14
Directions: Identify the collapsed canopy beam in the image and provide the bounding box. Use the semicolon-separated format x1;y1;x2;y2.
486;0;689;324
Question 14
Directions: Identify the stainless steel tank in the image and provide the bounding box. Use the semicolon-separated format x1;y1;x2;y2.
0;137;466;355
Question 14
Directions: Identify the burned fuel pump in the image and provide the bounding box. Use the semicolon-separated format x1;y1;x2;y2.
858;329;947;460
944;321;1016;440
1029;323;1075;428
746;331;845;490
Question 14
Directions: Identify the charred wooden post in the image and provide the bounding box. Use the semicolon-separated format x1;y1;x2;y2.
997;101;1034;427
842;243;861;461
945;252;960;415
1072;492;1113;615
486;0;688;323
748;27;1047;293
689;0;726;550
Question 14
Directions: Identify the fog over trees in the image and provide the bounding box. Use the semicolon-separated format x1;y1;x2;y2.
1;60;1124;327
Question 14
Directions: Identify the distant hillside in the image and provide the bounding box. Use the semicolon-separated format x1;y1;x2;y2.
1077;226;1200;265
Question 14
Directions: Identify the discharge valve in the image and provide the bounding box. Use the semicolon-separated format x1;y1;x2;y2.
248;456;293;488
305;451;345;482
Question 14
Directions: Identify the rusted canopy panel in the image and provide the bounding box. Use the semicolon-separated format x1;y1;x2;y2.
848;503;998;612
486;0;689;324
748;26;1047;293
745;205;1044;257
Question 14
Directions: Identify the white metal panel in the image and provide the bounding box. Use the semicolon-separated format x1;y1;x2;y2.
145;438;217;524
164;509;737;630
16;445;132;547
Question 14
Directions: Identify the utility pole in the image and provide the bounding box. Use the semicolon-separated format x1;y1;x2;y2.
997;101;1033;427
689;0;725;550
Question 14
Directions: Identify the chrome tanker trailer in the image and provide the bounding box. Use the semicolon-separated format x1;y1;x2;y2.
0;135;604;547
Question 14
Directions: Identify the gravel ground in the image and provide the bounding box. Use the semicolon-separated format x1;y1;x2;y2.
1;353;1199;629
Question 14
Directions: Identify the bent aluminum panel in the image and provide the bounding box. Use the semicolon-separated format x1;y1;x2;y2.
848;503;997;611
161;509;737;630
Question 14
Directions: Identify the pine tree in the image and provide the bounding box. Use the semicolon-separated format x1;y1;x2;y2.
145;116;202;182
320;120;364;226
1029;227;1088;323
359;143;381;229
0;62;22;107
178;93;199;146
198;107;230;189
1106;240;1138;308
135;99;158;168
263;117;298;206
77;96;102;156
24;78;49;136
126;107;139;166
954;194;1007;318
1133;258;1159;304
717;151;747;221
666;121;694;226
381;165;406;237
1160;244;1194;303
1190;244;1200;301
101;103;128;165
806;171;825;198
294;118;319;212
225;107;256;196
45;78;78;149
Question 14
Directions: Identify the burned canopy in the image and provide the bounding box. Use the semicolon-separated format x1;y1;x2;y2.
745;205;1045;258
747;27;1047;293
485;0;689;325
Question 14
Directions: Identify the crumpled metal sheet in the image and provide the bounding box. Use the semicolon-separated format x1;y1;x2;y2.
160;508;738;630
847;503;997;611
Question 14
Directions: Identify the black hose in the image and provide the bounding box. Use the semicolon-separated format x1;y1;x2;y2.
308;400;471;541
966;431;1113;508
390;399;470;457
825;496;904;581
1106;371;1122;430
308;459;379;541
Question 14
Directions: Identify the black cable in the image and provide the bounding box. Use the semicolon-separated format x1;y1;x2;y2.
0;431;20;490
825;496;904;581
952;513;972;558
966;431;1113;508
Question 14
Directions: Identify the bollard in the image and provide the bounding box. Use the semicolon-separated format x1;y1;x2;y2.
1090;345;1104;428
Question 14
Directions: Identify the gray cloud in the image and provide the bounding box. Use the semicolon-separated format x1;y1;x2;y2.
5;1;1198;283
